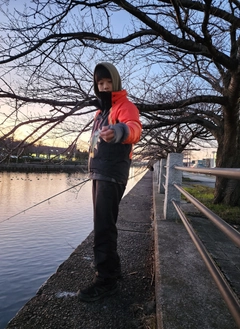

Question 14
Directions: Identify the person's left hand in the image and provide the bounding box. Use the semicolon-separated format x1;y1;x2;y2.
100;125;115;143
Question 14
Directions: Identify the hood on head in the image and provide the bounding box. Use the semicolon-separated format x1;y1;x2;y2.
93;62;122;98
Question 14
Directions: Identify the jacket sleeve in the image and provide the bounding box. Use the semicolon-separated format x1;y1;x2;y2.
109;101;142;145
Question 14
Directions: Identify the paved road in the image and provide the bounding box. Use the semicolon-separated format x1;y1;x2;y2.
183;171;216;188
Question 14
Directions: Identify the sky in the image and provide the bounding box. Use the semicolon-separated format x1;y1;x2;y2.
0;1;138;147
0;1;220;158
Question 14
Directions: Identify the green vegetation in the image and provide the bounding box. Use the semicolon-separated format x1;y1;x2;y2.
183;184;240;225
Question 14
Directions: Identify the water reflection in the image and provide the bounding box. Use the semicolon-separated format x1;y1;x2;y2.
0;171;94;329
0;166;146;328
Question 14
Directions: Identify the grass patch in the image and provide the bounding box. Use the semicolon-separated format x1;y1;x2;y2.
183;184;240;225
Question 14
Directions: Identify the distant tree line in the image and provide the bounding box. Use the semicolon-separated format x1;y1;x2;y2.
0;138;88;164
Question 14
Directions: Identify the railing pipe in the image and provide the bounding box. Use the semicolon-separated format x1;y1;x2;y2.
172;200;240;328
174;184;240;248
175;166;240;180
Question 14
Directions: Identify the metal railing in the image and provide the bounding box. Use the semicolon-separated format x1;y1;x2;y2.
153;153;240;328
175;166;240;179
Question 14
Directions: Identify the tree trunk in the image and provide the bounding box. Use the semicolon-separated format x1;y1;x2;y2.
214;101;240;206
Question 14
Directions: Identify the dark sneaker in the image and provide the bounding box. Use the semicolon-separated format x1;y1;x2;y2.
78;277;118;302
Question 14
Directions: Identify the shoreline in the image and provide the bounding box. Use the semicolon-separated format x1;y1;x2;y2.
5;172;155;329
0;163;88;173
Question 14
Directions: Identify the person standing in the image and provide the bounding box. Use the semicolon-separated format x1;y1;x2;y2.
78;62;142;302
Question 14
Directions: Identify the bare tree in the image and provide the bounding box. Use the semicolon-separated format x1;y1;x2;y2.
140;121;213;162
0;0;239;205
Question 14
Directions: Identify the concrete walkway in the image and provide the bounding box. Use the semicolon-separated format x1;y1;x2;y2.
6;171;240;329
153;177;239;329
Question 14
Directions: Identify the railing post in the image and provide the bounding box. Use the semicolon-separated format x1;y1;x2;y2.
153;160;160;183
158;158;166;194
164;153;183;220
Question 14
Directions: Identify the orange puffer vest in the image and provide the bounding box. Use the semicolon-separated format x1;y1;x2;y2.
89;90;142;184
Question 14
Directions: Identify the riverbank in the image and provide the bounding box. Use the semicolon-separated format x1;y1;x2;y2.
6;171;155;329
5;171;239;329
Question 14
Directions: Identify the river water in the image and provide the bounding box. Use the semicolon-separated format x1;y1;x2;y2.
0;167;145;329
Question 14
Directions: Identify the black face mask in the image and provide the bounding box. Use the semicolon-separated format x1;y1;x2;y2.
98;92;112;112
